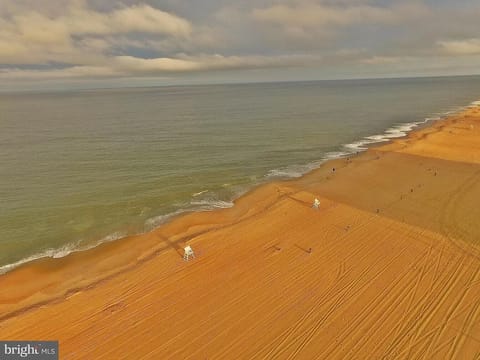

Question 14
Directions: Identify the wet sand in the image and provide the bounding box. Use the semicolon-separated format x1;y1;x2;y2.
1;106;480;359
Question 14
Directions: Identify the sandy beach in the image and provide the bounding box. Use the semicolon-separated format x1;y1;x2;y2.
1;105;480;359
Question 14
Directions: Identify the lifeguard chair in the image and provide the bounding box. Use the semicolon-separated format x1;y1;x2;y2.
183;245;195;261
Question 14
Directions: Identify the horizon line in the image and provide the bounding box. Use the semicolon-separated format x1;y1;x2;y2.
1;72;479;95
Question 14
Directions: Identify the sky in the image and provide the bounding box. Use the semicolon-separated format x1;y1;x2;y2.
0;0;479;90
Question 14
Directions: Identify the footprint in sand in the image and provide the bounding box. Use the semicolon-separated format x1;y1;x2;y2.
103;301;126;314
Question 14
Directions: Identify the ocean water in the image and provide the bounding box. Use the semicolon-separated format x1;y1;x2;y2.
1;76;480;272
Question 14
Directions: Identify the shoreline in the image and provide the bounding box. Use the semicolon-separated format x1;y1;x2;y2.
0;101;472;276
1;102;480;358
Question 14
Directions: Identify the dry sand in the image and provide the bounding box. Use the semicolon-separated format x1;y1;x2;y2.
1;106;480;359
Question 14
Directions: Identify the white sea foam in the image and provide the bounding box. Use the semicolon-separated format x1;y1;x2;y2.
343;140;369;151
0;249;59;275
190;199;234;209
143;198;235;232
266;168;304;179
0;242;79;275
323;151;350;160
192;190;208;197
97;231;127;244
144;209;188;231
266;151;352;180
343;116;435;153
266;161;323;179
266;106;463;183
0;231;128;275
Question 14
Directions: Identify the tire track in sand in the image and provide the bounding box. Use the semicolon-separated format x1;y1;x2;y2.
284;236;414;359
258;216;402;359
391;253;469;358
423;262;480;357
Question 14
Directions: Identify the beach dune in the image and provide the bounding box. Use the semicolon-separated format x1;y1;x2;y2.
1;107;480;359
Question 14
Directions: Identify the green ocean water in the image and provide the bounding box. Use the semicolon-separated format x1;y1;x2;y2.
1;76;480;272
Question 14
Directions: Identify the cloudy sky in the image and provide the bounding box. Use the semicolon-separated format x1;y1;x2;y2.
1;0;479;90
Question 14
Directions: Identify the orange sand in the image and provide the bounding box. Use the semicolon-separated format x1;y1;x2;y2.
1;106;480;359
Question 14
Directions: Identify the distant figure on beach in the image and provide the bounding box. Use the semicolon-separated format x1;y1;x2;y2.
308;248;312;254
332;167;336;172
312;198;320;209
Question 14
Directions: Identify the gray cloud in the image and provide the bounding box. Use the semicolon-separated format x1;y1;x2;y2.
0;0;479;89
438;39;480;55
252;2;429;30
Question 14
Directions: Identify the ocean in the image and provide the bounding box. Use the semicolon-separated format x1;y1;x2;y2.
1;76;480;273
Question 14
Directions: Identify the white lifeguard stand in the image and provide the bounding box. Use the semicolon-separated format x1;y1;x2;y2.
183;245;195;261
312;198;320;209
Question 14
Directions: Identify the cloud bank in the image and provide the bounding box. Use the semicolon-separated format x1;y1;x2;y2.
0;0;479;88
